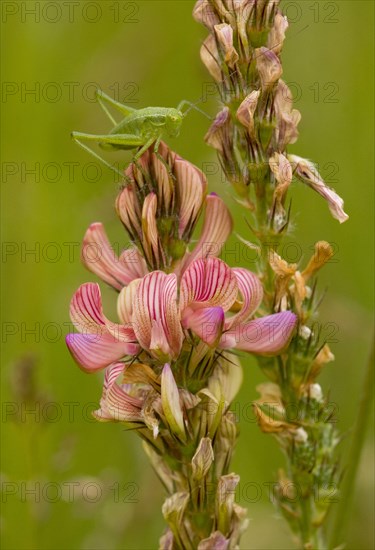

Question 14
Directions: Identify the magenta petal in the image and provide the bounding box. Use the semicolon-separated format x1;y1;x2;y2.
220;311;297;355
183;306;224;346
66;333;139;372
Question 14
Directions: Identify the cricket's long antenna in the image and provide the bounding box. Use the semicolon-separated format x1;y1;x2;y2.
178;99;212;120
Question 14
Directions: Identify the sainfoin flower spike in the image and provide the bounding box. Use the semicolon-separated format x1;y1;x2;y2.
66;136;297;546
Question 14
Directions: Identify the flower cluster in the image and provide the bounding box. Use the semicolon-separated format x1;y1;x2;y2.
66;143;297;548
194;0;348;223
193;1;346;547
66;144;296;415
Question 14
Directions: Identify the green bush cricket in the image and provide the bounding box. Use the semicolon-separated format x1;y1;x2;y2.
72;89;210;176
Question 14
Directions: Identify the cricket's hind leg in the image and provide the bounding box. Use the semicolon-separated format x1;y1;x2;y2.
96;89;136;124
71;131;143;178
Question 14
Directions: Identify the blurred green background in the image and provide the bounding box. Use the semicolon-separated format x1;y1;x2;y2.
1;1;374;548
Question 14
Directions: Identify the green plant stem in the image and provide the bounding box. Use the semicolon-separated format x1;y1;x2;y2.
329;338;374;549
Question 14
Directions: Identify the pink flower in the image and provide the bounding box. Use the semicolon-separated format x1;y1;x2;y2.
66;257;297;372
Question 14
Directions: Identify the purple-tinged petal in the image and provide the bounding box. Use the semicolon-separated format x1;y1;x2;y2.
81;223;146;291
180;257;237;313
182;306;224;346
214;23;239;68
236;90;260;137
66;333;139;373
256;47;283;90
181;194;233;272
225;269;263;330
220;311;297;355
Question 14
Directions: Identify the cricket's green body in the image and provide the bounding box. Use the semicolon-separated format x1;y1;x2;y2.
71;90;192;174
102;106;183;150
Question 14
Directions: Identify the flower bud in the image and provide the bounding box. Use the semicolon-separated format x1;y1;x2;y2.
216;473;240;534
231;503;249;547
269;152;292;194
214;23;239;68
198;531;229;550
274;80;301;150
236;90;260;138
209;355;243;405
192;437;214;481
161;364;186;441
162;492;189;534
205;107;231;153
256;47;283;90
267;12;288;55
308;344;335;382
200;35;222;82
159;529;174;550
193;0;220;30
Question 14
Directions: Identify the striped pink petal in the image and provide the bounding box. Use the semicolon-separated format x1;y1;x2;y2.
150;320;173;357
81;223;146;291
117;279;141;325
182;306;225;346
65;333;139;372
180;257;238;313
116;185;141;238
152;153;173;215
181;194;233;271
220;311;297;355
141;193;160;267
119;248;148;279
69;282;135;342
132;271;183;359
174;158;207;238
93;363;143;422
225;268;264;330
70;282;107;333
